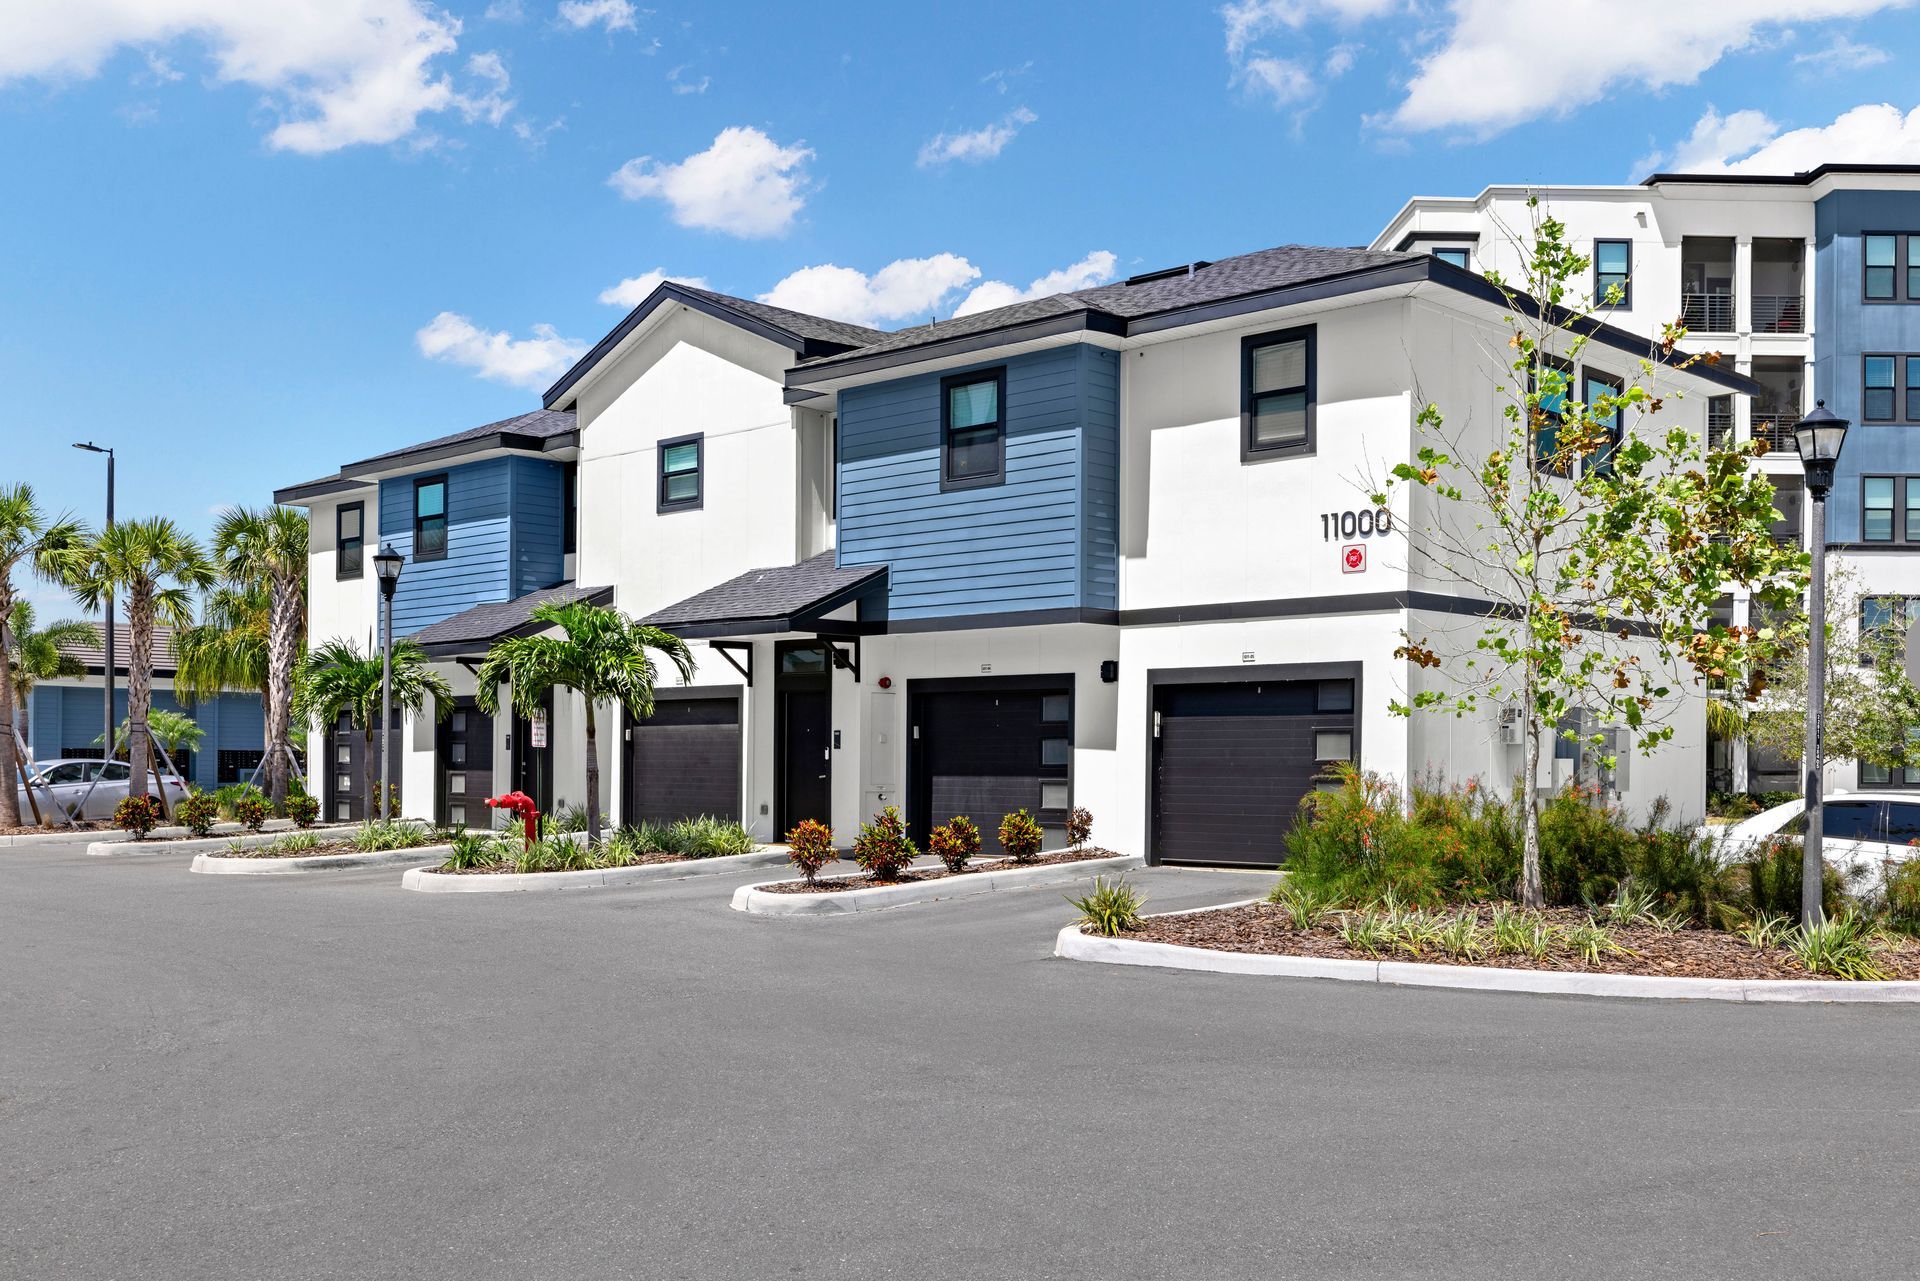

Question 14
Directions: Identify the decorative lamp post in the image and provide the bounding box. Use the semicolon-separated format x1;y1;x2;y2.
372;543;405;821
71;443;114;764
1792;400;1849;926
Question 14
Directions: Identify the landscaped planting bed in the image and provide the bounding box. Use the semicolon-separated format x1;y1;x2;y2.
763;848;1119;894
432;816;755;875
215;822;443;859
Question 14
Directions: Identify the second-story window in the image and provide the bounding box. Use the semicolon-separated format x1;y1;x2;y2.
1241;326;1315;460
1584;369;1624;476
1431;247;1470;269
1594;240;1631;308
941;370;1005;488
1866;356;1898;421
413;476;448;561
336;502;364;580
1863;233;1920;302
562;462;578;554
1532;355;1573;475
1864;476;1899;542
658;433;703;512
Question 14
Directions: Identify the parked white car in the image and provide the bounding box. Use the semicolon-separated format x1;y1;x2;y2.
1711;792;1920;883
16;759;191;822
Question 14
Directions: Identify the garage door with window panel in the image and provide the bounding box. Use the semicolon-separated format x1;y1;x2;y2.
909;676;1072;852
623;692;743;826
1150;669;1357;868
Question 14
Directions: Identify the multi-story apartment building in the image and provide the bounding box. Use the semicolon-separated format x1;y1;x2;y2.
278;247;1745;864
1374;165;1920;794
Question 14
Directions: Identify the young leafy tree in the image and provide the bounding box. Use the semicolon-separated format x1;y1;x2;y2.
293;638;451;820
0;485;84;827
1380;204;1809;907
60;518;216;806
473;601;694;847
7;601;94;754
1744;564;1920;782
209;506;308;812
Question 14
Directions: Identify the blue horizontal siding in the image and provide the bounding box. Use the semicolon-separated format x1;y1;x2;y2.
836;344;1120;620
28;685;264;791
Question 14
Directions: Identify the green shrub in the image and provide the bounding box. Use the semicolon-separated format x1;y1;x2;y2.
853;806;917;881
1284;767;1511;906
997;809;1044;864
1067;876;1145;936
352;820;431;852
285;794;320;828
785;819;835;883
114;795;163;839
514;835;593;873
175;792;219;838
441;831;502;871
929;816;981;873
548;802;590;834
213;783;266;821
1787;915;1892;981
1066;806;1093;850
1742;837;1844;922
270;832;320;857
1885;857;1920;936
1266;880;1338;929
232;793;271;833
665;815;753;858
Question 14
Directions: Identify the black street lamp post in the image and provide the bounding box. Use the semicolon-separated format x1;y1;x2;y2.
373;544;405;821
1792;400;1849;926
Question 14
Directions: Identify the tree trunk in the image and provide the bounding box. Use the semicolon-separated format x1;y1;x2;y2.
0;592;20;828
362;725;378;823
583;700;601;848
126;589;155;801
265;579;301;813
1520;673;1545;910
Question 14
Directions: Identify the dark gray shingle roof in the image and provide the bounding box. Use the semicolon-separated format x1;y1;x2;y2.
410;582;611;652
643;552;885;631
796;245;1421;366
349;408;576;468
673;286;890;350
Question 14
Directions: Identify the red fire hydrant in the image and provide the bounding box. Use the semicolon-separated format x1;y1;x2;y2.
486;791;541;850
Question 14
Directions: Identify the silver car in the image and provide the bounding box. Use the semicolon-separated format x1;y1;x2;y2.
16;759;191;823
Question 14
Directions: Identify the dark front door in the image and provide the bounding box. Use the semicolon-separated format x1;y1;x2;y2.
326;712;365;823
510;694;554;814
1151;677;1356;868
436;699;494;829
909;679;1072;852
624;695;742;826
776;641;832;834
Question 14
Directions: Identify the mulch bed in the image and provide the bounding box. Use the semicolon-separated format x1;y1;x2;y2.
228;841;362;859
1114;903;1920;982
433;850;704;875
0;821;110;836
763;847;1122;895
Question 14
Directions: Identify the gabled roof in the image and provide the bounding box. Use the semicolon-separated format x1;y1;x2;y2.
412;582;613;658
541;282;889;410
56;622;180;677
274;409;577;505
642;552;887;639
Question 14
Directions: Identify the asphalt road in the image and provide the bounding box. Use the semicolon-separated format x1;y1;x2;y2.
5;842;1918;1280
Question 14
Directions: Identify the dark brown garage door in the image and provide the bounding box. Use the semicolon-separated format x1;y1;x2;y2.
1151;678;1355;868
910;678;1072;853
624;696;741;825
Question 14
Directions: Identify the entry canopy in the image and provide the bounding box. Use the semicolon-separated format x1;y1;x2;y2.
411;582;613;659
643;552;888;640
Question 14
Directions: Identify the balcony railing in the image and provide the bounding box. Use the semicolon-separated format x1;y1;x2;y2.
1752;294;1805;334
1708;407;1734;449
1751;413;1798;453
1681;290;1735;333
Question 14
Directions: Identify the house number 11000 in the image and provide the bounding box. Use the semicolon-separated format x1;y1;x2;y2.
1321;509;1391;540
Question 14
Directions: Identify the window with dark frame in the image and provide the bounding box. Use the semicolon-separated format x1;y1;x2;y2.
829;415;838;520
941;369;1005;487
562;462;577;554
1867;355;1898;421
1864;233;1920;302
1583;368;1623;477
1594;239;1631;308
1431;247;1470;269
1531;355;1574;475
1241;326;1315;459
413;475;448;561
335;502;364;580
1910;237;1920;300
657;434;703;512
1865;476;1897;541
1861;595;1920;668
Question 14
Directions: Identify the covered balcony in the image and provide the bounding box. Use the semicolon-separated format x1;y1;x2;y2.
1681;237;1735;333
1751;238;1806;333
1749;356;1805;454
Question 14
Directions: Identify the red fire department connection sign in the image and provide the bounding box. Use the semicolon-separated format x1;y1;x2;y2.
1341;544;1366;573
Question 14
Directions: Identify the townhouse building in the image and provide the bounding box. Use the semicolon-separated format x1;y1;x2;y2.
279;246;1744;865
1373;164;1920;793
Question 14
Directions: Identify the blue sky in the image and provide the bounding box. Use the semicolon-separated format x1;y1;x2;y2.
5;0;1920;617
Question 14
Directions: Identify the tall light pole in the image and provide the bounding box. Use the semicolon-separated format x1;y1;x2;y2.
1792;400;1849;926
71;443;114;763
372;544;404;821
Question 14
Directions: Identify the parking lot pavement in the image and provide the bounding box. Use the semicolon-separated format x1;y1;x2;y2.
6;846;1919;1281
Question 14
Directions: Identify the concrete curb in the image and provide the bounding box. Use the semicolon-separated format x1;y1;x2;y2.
86;824;371;858
4;818;327;849
401;846;791;893
1050;901;1920;1003
731;853;1146;917
191;845;452;876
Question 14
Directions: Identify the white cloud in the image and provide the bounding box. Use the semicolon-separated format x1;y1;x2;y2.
414;312;586;389
1386;0;1907;137
597;269;709;308
917;106;1036;166
760;255;981;327
1220;0;1391;108
484;0;525;19
1793;35;1891;71
1646;102;1920;176
954;250;1119;317
609;126;812;238
556;0;635;33
0;0;516;153
667;64;708;95
981;61;1033;94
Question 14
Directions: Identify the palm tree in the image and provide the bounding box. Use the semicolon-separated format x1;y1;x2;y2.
0;485;84;827
60;518;216;804
293;638;450;819
98;708;204;778
7;601;94;753
474;601;694;846
209;506;307;811
173;580;271;766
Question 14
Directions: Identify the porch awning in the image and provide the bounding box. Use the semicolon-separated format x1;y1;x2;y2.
411;582;613;659
642;552;887;639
